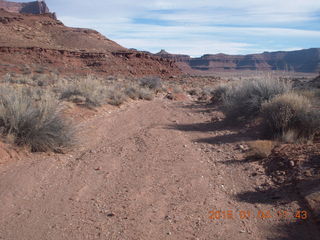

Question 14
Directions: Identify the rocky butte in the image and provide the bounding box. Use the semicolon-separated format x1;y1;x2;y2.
0;0;56;18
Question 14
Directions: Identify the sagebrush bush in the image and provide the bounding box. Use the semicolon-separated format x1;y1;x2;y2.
223;78;291;120
140;77;162;92
0;85;73;152
262;93;320;141
125;86;140;100
106;86;127;106
138;88;154;100
59;77;106;107
125;84;154;100
212;84;230;102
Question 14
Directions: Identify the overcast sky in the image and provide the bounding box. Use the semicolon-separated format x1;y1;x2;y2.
23;0;320;56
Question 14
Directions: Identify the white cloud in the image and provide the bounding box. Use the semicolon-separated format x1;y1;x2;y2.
50;0;320;55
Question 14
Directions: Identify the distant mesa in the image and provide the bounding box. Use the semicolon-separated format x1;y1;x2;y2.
0;0;56;18
156;48;320;73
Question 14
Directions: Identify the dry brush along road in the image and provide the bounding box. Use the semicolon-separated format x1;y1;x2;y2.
0;98;319;240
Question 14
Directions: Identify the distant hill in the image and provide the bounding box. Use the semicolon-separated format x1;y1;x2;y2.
156;48;320;73
0;6;181;77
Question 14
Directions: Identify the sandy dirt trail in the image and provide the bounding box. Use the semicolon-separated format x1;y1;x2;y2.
0;99;319;240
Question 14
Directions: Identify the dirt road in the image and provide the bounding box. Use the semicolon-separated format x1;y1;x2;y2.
0;99;319;239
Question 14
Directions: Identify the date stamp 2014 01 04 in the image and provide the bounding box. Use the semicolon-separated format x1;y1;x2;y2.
209;209;308;220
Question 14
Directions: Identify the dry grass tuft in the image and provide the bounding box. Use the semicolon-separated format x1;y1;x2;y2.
246;140;276;158
139;76;163;92
106;86;127;106
222;78;291;120
262;92;320;142
0;85;73;152
124;84;154;101
59;77;106;107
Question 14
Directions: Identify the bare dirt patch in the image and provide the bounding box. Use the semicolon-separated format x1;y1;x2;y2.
0;98;319;239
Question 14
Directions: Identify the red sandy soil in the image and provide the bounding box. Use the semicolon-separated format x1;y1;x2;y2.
0;98;319;239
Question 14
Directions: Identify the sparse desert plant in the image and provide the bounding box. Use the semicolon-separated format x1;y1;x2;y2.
223;78;291;120
246;140;275;158
195;86;215;101
140;76;162;92
187;88;200;96
124;84;154;100
201;86;215;96
262;92;320;141
59;77;106;107
211;84;230;102
106;86;127;106
295;89;320;105
138;88;154;100
0;85;73;152
125;85;141;100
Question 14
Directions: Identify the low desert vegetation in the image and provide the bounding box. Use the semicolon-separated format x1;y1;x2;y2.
124;84;154;101
139;76;163;92
213;77;320;143
105;85;127;106
211;84;229;102
0;73;164;152
262;93;320;142
58;76;159;107
198;86;215;101
59;77;106;107
222;78;291;120
0;84;73;152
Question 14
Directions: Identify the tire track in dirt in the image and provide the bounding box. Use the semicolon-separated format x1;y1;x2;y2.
0;99;319;239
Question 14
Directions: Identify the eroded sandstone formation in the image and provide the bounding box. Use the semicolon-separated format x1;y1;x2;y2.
0;8;181;77
0;0;55;18
157;48;320;73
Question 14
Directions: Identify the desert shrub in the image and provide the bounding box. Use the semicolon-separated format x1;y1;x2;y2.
125;85;154;101
211;84;230;102
106;86;127;106
138;88;154;100
295;89;320;105
262;93;320;141
187;89;200;96
223;78;291;120
202;86;215;96
0;85;73;152
60;77;106;107
125;85;141;100
140;77;162;92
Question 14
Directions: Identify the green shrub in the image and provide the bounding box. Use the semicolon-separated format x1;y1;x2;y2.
0;85;73;152
262;93;320;141
223;78;291;120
